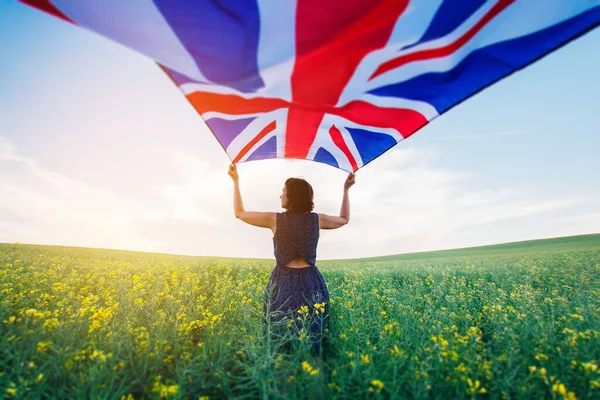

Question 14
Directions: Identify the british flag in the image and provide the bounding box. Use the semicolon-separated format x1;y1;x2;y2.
21;0;600;172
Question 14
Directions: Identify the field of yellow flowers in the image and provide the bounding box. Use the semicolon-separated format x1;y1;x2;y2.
1;235;599;399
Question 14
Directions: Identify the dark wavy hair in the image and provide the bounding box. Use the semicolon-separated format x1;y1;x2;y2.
285;177;314;213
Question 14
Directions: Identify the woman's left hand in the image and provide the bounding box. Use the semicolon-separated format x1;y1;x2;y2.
344;172;356;190
228;163;239;182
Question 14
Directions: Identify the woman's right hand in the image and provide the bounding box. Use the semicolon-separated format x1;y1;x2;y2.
344;172;356;190
228;163;239;182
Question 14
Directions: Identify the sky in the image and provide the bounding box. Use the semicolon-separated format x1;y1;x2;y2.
1;2;599;260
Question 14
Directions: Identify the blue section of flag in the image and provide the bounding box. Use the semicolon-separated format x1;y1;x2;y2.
154;0;264;92
246;136;277;161
314;148;339;169
404;0;485;51
347;128;397;165
205;117;255;149
370;6;600;114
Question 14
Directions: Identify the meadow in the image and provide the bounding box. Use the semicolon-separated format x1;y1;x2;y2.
1;234;599;399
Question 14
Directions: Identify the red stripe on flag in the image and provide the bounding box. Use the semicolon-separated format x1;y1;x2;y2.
284;108;325;159
370;0;515;80
233;121;277;163
286;0;409;158
19;0;74;23
186;91;289;116
334;100;428;139
329;125;358;172
292;0;409;105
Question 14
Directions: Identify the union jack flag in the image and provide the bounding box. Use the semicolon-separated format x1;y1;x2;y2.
21;0;600;172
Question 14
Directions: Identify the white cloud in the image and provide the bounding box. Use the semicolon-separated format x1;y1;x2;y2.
0;138;162;251
1;135;598;260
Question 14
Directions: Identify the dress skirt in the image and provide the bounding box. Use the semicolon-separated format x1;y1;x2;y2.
263;264;330;356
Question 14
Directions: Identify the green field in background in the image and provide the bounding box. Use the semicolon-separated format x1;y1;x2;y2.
1;234;599;399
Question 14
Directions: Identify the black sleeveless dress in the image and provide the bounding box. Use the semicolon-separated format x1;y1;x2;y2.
263;211;330;355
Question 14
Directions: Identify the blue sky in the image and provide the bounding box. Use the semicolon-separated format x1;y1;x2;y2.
1;2;599;259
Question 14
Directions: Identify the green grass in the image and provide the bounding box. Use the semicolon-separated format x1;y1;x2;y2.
1;234;599;399
332;233;600;262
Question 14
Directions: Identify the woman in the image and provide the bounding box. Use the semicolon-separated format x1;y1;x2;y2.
227;163;355;356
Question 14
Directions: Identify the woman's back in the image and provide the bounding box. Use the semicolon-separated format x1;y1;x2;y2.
265;210;329;356
273;211;319;268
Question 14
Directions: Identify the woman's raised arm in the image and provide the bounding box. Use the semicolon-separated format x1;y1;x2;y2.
228;163;276;231
318;172;355;229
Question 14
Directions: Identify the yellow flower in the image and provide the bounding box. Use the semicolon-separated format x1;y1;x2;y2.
25;309;46;319
390;345;403;357
552;382;566;395
361;354;371;364
570;314;584;322
370;380;384;393
301;361;320;376
89;349;109;362
113;361;125;371
36;341;52;352
298;329;309;342
301;361;311;372
314;302;326;313
298;305;309;314
328;383;341;392
467;327;481;336
582;361;598;373
466;379;486;395
36;374;44;382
